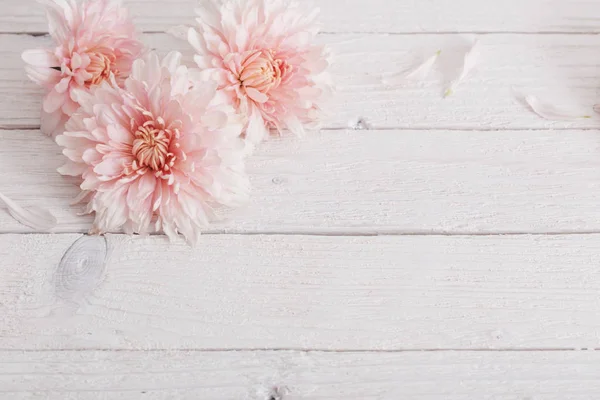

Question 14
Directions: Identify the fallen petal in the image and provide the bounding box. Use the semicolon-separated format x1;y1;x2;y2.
383;50;441;85
0;191;57;231
525;95;591;121
445;40;480;97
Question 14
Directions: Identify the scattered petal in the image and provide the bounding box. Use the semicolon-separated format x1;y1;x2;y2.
0;191;57;231
383;50;441;85
525;95;591;120
444;40;480;97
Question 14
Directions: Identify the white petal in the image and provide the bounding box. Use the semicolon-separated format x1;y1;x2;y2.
245;105;268;144
187;28;205;53
201;110;228;130
445;40;480;97
524;95;591;121
284;114;305;137
24;65;61;86
22;49;58;67
0;191;57;231
383;50;440;85
594;104;600;115
161;51;182;74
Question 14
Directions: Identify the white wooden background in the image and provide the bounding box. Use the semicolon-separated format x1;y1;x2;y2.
1;0;600;398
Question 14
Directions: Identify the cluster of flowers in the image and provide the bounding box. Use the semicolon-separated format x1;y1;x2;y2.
22;0;331;244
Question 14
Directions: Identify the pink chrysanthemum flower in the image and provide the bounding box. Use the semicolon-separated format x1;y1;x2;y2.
22;0;143;137
187;0;332;144
56;52;250;244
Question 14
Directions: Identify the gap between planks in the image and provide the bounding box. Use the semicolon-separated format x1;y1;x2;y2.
1;348;599;353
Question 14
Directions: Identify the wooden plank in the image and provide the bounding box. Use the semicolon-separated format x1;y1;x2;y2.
2;0;600;34
4;33;600;131
2;350;600;399
2;128;600;235
3;233;600;350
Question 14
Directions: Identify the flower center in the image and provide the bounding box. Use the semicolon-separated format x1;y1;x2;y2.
87;51;116;86
131;117;176;176
239;50;291;95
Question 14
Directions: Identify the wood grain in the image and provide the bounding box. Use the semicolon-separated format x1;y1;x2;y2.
2;0;600;34
3;33;600;130
2;350;600;399
3;233;600;350
3;128;600;235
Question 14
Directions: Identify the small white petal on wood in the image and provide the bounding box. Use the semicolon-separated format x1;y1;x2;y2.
524;95;592;121
0;191;56;231
382;50;441;85
444;39;479;97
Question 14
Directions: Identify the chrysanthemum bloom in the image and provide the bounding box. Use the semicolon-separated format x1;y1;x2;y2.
188;0;332;144
56;52;250;244
22;0;143;137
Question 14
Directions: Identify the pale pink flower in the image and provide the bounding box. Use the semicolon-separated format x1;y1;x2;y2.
56;52;250;244
188;0;332;144
22;0;143;137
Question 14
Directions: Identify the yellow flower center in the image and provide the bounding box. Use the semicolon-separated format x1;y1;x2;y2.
86;49;118;86
239;50;291;95
131;118;176;175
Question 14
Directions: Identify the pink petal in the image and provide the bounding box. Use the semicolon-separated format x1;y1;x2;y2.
245;87;268;103
43;89;67;113
57;161;87;176
61;98;79;116
71;52;82;69
40;109;68;137
54;77;71;93
25;65;61;86
82;148;102;165
107;124;132;144
94;158;124;177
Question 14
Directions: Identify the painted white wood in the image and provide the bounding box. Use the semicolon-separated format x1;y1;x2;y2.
2;0;600;34
2;350;600;399
3;233;600;350
3;128;600;235
3;33;600;130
